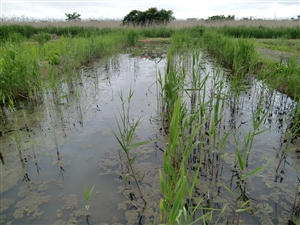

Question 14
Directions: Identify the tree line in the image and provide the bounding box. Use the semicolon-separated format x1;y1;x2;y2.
207;15;235;21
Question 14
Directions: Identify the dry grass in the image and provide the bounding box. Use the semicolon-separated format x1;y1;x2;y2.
168;19;300;28
1;18;299;28
1;19;123;28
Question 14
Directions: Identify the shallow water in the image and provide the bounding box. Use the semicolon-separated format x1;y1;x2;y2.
0;50;299;224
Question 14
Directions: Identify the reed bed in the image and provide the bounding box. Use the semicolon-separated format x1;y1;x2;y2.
156;51;251;224
201;30;258;76
157;47;299;224
1;21;298;42
0;30;135;107
2;17;299;28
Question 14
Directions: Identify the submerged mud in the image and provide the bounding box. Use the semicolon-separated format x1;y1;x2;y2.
0;46;167;224
1;47;299;224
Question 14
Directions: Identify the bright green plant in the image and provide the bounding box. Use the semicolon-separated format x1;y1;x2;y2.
46;50;60;65
84;185;95;222
112;88;152;206
157;53;186;118
159;99;227;224
0;42;40;106
157;52;226;223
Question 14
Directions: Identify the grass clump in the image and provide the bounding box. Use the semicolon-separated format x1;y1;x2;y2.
46;50;60;65
201;30;257;76
158;52;227;224
125;29;139;45
32;32;51;44
259;56;300;99
0;42;40;104
0;30;129;107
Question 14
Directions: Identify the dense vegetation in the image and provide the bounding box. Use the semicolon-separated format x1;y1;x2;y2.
0;23;299;105
218;25;300;38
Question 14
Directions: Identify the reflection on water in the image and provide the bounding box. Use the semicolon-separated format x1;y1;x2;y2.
0;53;166;224
0;51;299;224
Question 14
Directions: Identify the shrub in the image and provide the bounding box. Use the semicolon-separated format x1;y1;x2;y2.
33;32;51;45
46;50;60;65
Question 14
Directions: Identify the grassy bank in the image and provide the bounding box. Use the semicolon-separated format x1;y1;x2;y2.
195;30;300;100
201;30;257;76
0;29;143;106
218;25;300;39
1;24;299;106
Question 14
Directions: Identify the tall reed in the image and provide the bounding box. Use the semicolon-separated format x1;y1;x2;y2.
112;88;152;206
158;51;230;224
201;30;257;76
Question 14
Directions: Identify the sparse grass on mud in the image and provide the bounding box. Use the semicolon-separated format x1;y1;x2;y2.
254;38;300;54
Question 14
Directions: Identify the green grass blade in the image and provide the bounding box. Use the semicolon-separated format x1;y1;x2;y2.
222;183;238;198
111;129;127;153
88;185;95;198
159;169;166;197
127;140;153;151
169;180;184;223
241;166;264;180
253;128;269;136
234;137;244;171
130;152;143;164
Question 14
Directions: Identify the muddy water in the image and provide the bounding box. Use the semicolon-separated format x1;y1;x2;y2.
1;50;299;224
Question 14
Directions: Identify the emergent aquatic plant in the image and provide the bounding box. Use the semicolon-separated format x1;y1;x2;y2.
112;87;152;206
84;185;95;224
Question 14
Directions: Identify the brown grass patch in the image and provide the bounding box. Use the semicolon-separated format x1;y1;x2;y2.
168;20;299;28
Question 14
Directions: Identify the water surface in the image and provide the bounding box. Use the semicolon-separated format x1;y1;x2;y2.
0;50;299;225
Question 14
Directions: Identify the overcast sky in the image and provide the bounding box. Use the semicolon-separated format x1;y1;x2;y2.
1;0;299;20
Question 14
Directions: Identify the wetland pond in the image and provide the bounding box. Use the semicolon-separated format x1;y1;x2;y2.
0;45;299;225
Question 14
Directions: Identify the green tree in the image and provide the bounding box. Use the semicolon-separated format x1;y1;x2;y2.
122;7;175;26
227;15;235;20
122;9;141;25
65;12;81;21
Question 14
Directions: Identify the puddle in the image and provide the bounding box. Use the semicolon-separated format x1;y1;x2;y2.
0;48;299;224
